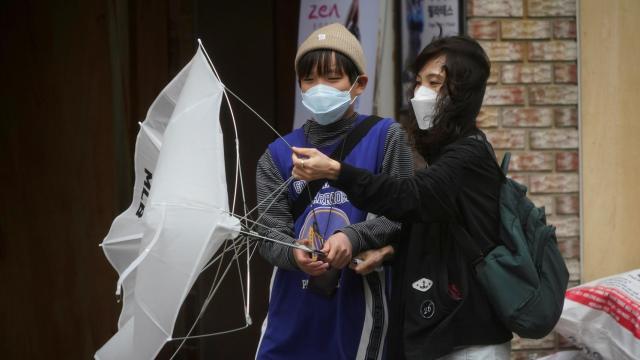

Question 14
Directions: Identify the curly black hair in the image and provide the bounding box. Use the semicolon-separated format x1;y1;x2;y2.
407;36;491;161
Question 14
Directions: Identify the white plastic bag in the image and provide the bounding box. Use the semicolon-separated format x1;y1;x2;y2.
537;350;588;360
555;269;640;360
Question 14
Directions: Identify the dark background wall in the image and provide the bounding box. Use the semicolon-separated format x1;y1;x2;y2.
0;0;299;358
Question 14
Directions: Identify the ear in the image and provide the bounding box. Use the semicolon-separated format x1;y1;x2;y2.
351;75;368;97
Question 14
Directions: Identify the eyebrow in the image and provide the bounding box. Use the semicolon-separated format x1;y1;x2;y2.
417;73;444;80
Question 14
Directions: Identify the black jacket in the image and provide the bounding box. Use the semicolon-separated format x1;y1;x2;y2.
331;135;512;359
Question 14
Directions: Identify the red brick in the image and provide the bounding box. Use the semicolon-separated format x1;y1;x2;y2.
565;258;581;281
530;85;578;105
502;107;553;127
484;86;526;105
529;41;577;61
495;150;517;168
510;174;529;188
501;20;552;39
550;216;580;237
556;151;579;171
554;63;577;83
531;129;579;149
555;108;578;127
488;64;500;84
530;195;555;214
480;41;525;61
554;19;577;39
509;152;554;171
468;19;499;40
512;333;556;350
557;194;580;214
530;173;579;193
486;129;526;149
476;107;499;128
502;63;552;84
528;0;577;17
558;237;580;258
468;0;523;17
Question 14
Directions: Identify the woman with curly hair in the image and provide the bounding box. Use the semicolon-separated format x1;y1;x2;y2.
291;36;512;360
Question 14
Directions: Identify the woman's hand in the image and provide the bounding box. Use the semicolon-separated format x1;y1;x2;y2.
291;147;341;181
293;240;329;276
349;245;395;275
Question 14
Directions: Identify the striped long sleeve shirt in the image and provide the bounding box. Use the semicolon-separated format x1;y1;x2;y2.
256;115;414;270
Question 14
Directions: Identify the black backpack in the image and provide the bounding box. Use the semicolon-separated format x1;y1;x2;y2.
455;150;570;339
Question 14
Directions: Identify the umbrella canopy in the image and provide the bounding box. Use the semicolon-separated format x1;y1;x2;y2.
96;44;240;360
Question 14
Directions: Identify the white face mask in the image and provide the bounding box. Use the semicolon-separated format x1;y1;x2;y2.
301;78;359;125
410;86;438;130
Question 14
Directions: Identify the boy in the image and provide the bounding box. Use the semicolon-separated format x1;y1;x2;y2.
255;23;412;360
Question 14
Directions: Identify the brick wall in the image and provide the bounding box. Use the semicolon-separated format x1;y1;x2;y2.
467;0;579;358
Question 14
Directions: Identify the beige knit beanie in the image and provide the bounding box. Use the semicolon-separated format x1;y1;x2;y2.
295;23;366;75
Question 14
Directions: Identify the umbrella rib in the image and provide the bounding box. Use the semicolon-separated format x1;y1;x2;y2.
169;323;250;341
115;207;166;296
242;175;294;220
168;236;248;360
136;299;172;338
248;177;294;230
140;122;163;150
167;240;261;354
212;207;297;247
100;233;144;245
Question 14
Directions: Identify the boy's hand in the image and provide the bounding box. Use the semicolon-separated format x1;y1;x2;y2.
293;240;329;276
321;232;352;269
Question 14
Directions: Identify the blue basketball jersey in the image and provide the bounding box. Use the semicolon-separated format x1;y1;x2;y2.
256;115;393;360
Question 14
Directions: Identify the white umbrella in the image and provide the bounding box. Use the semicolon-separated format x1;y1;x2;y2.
96;43;241;360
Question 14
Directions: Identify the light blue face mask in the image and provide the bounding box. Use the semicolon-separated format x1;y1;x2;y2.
301;77;359;125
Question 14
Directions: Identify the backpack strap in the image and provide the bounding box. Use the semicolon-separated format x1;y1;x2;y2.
291;115;384;219
469;132;508;179
501;152;511;175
